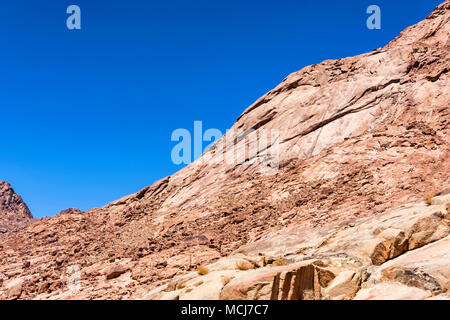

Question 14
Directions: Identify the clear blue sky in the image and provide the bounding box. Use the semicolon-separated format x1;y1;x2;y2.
0;0;442;218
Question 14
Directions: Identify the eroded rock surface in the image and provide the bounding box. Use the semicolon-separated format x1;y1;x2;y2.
0;1;449;300
144;193;450;300
58;208;83;216
0;181;33;237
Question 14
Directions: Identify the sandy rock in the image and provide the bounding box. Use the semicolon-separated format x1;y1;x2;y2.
322;270;361;300
145;193;450;300
354;283;432;300
0;1;449;300
376;235;450;294
104;264;127;280
58;208;83;215
5;279;24;300
0;181;33;237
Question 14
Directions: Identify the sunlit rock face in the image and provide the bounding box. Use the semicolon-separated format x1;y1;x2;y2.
0;1;448;300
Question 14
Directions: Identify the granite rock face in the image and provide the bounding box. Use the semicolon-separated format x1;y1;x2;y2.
0;181;33;237
0;1;449;300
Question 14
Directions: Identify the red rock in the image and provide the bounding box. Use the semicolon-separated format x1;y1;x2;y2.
104;264;127;280
0;181;33;237
6;282;23;300
58;208;83;215
0;0;449;300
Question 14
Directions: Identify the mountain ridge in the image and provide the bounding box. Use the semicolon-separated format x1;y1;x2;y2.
0;0;448;300
0;181;33;237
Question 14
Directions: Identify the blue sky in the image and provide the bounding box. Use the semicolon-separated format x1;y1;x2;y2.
0;0;442;218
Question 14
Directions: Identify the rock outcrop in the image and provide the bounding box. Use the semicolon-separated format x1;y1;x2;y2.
58;208;83;216
144;192;450;300
0;1;448;300
0;181;33;236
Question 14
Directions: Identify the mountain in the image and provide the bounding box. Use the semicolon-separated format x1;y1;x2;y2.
0;1;449;300
58;208;83;216
0;181;33;236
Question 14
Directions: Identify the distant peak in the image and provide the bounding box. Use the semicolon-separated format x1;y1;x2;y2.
58;208;83;215
0;181;33;236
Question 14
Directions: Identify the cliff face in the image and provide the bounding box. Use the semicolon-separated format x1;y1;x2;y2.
0;1;449;300
0;181;33;236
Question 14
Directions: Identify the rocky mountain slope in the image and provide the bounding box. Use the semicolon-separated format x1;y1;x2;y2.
0;181;33;237
0;1;449;300
145;192;450;300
